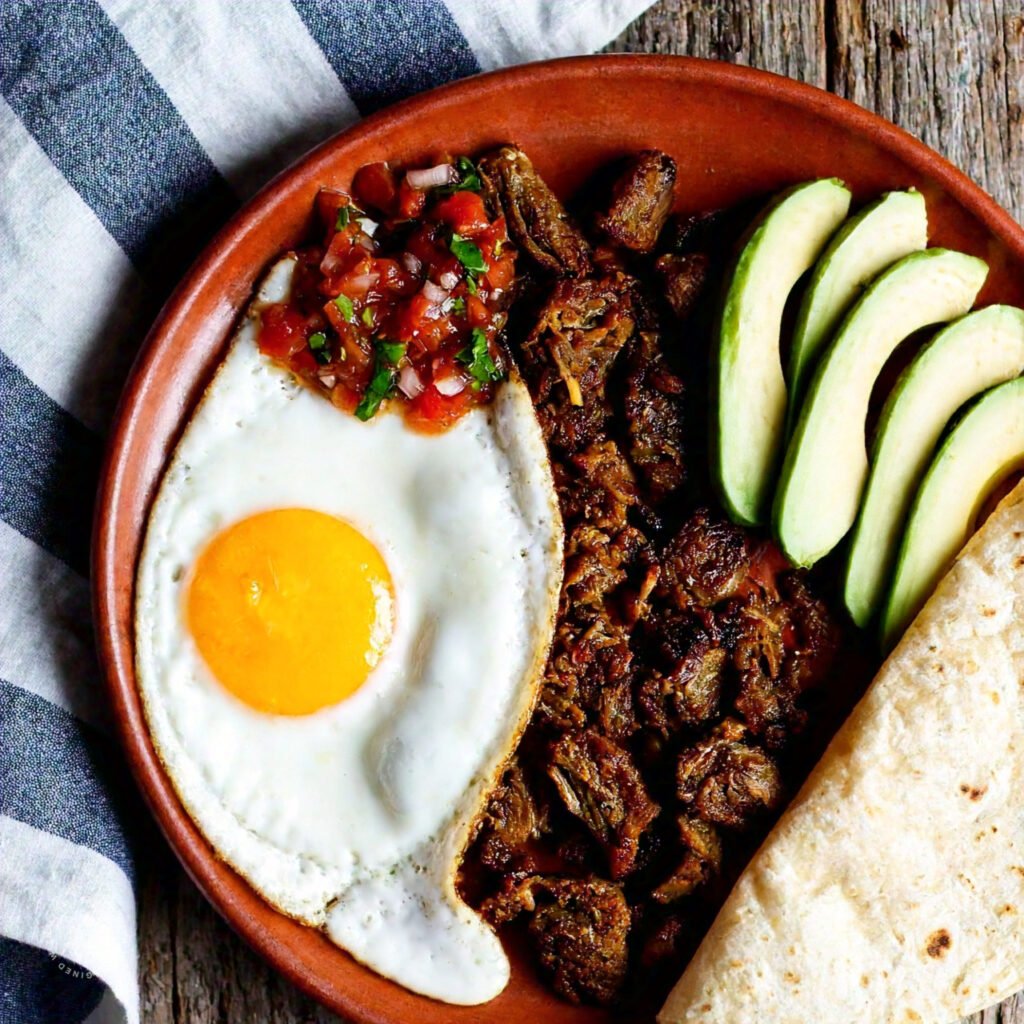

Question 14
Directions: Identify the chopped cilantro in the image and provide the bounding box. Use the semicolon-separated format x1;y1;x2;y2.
449;233;488;274
449;296;466;315
354;339;405;421
454;156;482;192
308;331;331;365
361;306;375;327
334;206;350;230
457;327;503;389
439;156;482;195
465;273;479;296
334;293;355;322
377;339;406;364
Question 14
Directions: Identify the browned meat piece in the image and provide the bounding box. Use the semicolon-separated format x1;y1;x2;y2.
548;729;659;878
557;440;639;530
539;609;634;732
676;718;783;828
658;509;754;609
638;912;688;972
622;330;687;503
595;150;677;253
656;252;710;321
637;635;726;735
475;761;548;871
479;146;592;276
564;523;647;608
529;877;631;1004
779;572;841;693
652;816;722;903
520;274;636;453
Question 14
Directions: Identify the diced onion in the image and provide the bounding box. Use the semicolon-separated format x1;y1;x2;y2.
401;251;423;275
405;164;457;190
357;216;378;237
398;365;425;398
346;271;379;292
318;373;337;388
356;231;376;251
438;269;460;291
434;374;466;397
421;279;449;304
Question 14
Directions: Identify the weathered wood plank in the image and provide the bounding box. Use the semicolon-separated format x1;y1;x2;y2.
139;3;1024;1020
831;0;1024;223
606;0;827;88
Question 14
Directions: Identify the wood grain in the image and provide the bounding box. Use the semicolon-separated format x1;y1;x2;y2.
139;2;1024;1020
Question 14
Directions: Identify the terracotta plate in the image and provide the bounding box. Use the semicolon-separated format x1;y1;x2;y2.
93;55;1024;1024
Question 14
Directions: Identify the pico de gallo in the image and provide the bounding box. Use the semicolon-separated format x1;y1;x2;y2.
257;155;517;432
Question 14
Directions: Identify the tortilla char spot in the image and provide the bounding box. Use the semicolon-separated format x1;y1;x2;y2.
905;1011;922;1022
960;783;987;800
860;975;870;988
1012;866;1024;878
784;971;800;984
993;691;1002;703
700;1003;711;1013
981;606;997;616
1015;554;1024;566
925;929;952;958
933;663;945;673
999;903;1015;915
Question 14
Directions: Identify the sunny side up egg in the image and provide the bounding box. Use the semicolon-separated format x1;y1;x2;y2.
134;257;563;1004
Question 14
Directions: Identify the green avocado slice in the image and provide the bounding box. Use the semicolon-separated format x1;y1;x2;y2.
712;178;851;526
880;376;1024;650
843;306;1024;628
773;248;988;568
786;190;927;435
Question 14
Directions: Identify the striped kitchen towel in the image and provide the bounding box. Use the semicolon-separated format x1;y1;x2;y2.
0;1;652;1022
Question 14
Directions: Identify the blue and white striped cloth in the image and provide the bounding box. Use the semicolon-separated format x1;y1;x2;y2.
0;2;651;1021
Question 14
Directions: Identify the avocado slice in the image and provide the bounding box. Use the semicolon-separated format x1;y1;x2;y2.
786;190;927;434
713;178;851;526
773;248;987;568
880;376;1024;650
843;306;1024;627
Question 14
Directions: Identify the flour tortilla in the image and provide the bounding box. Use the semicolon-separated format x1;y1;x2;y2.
660;480;1024;1024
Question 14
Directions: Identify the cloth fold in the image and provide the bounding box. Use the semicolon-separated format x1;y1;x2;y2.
0;1;651;1021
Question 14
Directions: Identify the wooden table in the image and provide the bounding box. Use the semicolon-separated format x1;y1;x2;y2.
138;2;1024;1020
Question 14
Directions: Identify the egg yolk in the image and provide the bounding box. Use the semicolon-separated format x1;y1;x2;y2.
186;508;393;715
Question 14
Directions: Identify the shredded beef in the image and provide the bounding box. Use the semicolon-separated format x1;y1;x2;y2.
519;274;636;453
676;718;783;828
595;150;677;253
658;509;754;608
656;251;710;320
548;729;659;878
457;146;849;1013
622;329;687;503
652;816;722;903
479;146;592;277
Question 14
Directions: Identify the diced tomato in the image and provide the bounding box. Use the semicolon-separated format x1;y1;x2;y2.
484;254;515;291
397;178;427;219
405;383;478;432
781;623;799;650
316;189;352;234
320;230;356;277
466;294;490;327
353;162;397;215
330;383;360;414
258;304;309;358
374;258;417;295
433;191;490;236
289;348;320;374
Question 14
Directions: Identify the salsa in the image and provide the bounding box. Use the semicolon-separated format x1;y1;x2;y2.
258;156;518;432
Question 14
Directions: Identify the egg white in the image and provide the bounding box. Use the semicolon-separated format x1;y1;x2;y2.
135;257;562;1004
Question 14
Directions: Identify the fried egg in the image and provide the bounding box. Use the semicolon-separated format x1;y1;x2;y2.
135;257;562;1004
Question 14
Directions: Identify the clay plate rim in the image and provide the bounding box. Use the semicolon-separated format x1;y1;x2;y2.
93;54;1024;1024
